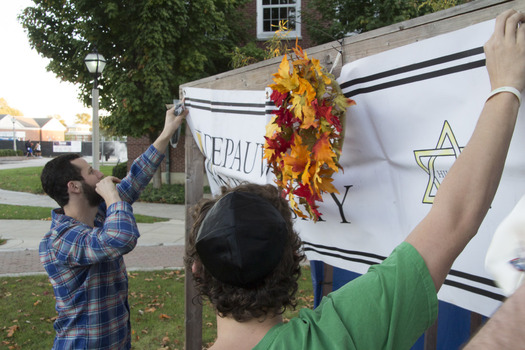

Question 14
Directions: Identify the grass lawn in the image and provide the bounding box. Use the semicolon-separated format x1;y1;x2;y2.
0;165;115;195
0;165;197;206
0;164;173;225
0;267;314;349
0;204;169;224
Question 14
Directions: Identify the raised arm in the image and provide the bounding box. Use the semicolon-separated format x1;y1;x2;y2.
405;9;525;291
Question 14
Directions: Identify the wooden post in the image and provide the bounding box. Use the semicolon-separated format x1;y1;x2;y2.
470;312;484;336
322;264;334;297
184;124;204;350
424;319;438;350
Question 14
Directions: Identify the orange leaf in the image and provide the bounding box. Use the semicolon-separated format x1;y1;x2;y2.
7;325;19;337
312;133;338;172
159;314;171;319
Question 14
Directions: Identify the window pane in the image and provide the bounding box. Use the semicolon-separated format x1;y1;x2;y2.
271;0;279;4
263;0;270;4
271;8;279;19
264;20;271;32
280;7;287;20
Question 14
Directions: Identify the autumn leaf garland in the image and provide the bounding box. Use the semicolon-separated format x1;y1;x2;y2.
264;44;355;221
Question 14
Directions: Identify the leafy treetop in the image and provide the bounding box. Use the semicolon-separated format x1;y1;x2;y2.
19;0;250;140
302;0;472;45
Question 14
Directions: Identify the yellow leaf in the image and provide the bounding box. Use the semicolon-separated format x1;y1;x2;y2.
265;115;280;138
272;56;299;92
300;105;317;129
316;176;339;194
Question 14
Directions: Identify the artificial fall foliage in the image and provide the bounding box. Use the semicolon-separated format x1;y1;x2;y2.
264;42;355;221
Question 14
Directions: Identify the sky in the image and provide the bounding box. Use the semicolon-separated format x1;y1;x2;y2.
0;1;91;125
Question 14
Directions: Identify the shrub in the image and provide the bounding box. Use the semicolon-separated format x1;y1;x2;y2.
112;161;128;179
0;149;23;157
139;184;185;204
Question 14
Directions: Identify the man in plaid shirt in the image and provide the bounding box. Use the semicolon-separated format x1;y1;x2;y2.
39;105;186;349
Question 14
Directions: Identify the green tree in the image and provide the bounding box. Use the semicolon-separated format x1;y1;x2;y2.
0;98;24;116
302;0;471;45
19;0;249;141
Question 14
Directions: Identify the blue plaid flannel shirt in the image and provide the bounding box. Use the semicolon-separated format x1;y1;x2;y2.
40;145;164;349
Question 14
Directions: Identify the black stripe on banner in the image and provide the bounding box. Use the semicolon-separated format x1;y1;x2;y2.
305;242;501;297
303;241;386;261
184;97;266;116
343;59;486;98
185;97;265;109
304;247;381;266
188;103;266;116
449;269;497;288
444;279;504;301
340;47;484;90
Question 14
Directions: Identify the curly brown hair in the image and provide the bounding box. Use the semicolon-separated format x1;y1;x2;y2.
185;183;305;322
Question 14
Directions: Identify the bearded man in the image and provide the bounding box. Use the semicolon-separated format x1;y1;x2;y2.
39;105;186;349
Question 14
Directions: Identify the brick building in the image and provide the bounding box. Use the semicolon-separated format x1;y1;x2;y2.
127;135;186;184
0;114;66;142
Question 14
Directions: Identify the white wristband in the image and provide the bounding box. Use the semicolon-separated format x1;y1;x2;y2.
487;86;522;107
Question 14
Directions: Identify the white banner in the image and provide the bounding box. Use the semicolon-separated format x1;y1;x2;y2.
52;141;82;153
184;19;525;317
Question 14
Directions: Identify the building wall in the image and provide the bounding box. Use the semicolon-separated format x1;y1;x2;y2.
41;130;65;141
126;135;186;184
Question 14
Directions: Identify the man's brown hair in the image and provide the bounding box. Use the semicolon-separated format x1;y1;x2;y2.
185;183;305;322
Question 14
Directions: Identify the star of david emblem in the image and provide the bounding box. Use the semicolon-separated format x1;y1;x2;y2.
413;120;464;204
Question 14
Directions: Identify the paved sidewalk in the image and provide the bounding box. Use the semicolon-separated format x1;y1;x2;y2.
0;156;188;277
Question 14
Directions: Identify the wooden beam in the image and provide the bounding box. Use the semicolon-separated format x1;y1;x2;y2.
184;122;204;350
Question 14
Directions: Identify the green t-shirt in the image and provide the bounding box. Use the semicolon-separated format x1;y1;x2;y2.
254;242;438;349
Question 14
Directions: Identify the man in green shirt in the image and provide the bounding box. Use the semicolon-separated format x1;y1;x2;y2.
185;9;525;349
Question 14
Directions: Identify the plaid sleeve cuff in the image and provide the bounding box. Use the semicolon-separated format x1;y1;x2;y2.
106;201;133;215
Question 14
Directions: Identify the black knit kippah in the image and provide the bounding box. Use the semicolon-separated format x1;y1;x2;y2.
195;191;288;287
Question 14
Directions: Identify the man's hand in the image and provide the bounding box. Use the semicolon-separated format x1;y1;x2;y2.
96;176;122;206
485;9;525;92
153;100;189;152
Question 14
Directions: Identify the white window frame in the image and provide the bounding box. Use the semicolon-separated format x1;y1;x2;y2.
256;0;301;40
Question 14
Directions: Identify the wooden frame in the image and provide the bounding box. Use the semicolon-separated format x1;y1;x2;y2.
181;1;525;348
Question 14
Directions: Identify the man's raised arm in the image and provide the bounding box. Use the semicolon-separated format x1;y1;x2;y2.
405;9;525;291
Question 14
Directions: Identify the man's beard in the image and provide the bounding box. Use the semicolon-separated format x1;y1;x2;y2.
81;181;104;207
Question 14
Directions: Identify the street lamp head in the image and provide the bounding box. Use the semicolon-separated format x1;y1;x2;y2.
84;51;106;76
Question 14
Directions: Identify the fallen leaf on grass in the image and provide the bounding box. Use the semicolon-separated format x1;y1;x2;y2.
159;314;171;319
7;325;19;337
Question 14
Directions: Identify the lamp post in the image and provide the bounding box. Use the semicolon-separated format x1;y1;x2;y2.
84;49;106;170
11;116;16;152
